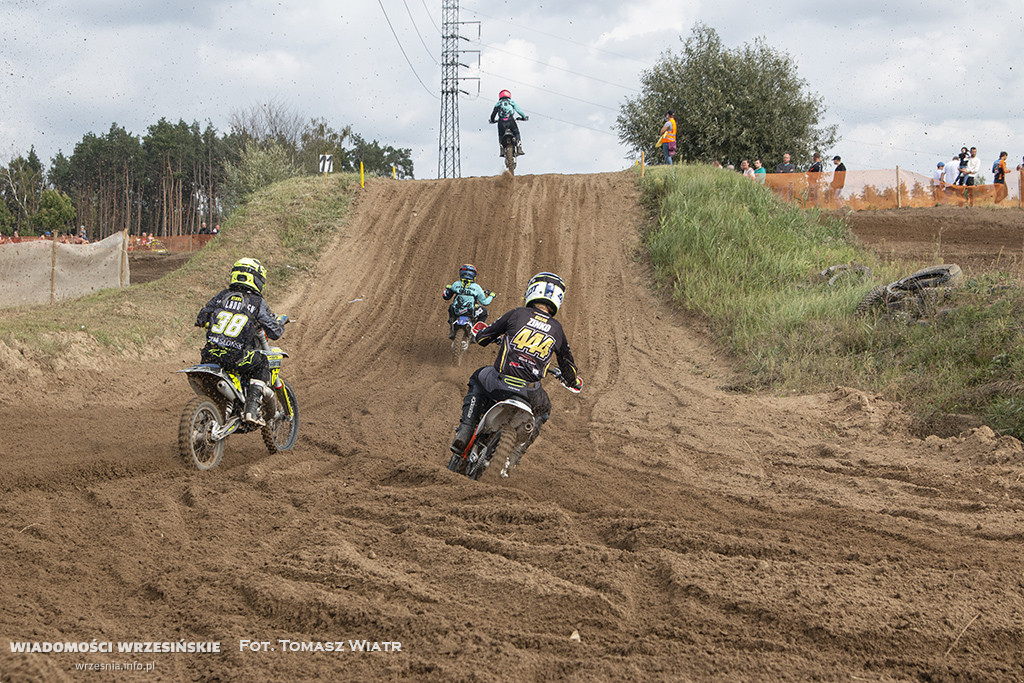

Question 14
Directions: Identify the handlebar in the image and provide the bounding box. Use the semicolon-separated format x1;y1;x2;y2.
549;367;581;393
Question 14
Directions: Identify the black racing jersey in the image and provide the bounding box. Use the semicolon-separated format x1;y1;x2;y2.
476;306;578;386
196;287;283;352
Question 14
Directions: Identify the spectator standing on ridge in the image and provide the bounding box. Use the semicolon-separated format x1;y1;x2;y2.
955;146;969;185
657;110;677;165
831;156;847;205
945;154;961;186
740;159;755;179
1016;155;1024;172
806;152;823;204
964;146;981;187
774;153;795;201
932;161;946;201
753;159;766;183
993;151;1009;204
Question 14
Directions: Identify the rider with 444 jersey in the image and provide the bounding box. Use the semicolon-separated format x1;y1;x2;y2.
450;272;583;458
195;258;285;427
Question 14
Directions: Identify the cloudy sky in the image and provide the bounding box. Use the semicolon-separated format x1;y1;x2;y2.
2;0;1022;180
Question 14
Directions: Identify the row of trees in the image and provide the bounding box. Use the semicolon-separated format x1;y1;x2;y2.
0;102;414;239
616;24;837;169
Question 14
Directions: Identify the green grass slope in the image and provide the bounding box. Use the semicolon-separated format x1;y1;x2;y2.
640;164;1024;438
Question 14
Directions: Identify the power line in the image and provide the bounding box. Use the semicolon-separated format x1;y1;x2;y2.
377;0;438;99
480;42;638;93
419;0;441;34
464;8;649;66
527;110;619;137
478;68;619;111
402;0;437;65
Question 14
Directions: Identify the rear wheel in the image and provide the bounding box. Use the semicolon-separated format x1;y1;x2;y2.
263;380;299;453
494;430;519;478
504;144;516;174
179;397;224;470
467;432;502;480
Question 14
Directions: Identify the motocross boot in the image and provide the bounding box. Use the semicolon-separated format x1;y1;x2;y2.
243;379;267;427
499;145;504;158
516;142;525;156
450;392;482;454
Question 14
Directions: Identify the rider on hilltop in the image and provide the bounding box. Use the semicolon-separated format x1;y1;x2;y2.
195;258;286;427
450;272;582;462
489;89;528;157
443;264;496;339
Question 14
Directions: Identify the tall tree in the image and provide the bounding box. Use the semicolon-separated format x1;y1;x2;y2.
35;189;76;233
616;24;837;167
1;148;45;233
348;134;414;179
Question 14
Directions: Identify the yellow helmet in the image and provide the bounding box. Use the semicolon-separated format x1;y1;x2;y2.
229;258;267;294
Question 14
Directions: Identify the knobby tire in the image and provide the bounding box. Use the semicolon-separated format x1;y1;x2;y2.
178;397;225;470
263;379;300;453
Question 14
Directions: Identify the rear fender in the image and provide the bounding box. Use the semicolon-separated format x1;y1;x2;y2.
178;364;244;403
476;398;534;440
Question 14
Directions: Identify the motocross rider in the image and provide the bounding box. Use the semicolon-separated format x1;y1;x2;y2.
443;263;495;339
489;89;528;157
195;258;286;427
449;272;582;461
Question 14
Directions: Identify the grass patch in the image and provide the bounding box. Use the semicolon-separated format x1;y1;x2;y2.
0;173;359;363
640;164;1024;438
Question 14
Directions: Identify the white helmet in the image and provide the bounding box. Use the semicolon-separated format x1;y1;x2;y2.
524;272;565;315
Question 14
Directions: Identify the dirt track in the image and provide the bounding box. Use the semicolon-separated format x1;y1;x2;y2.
3;172;1024;681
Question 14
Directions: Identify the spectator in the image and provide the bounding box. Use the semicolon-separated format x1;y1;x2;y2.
993;151;1009;204
657;110;676;165
932;161;946;201
964;146;981;187
740;159;755;179
213;224;220;234
752;158;766;183
944;154;961;186
199;221;210;234
806;152;823;204
831;155;846;205
775;153;794;173
955;146;969;185
1017;155;1024;172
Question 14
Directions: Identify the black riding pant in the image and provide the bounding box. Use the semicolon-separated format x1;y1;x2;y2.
201;343;270;384
497;118;521;144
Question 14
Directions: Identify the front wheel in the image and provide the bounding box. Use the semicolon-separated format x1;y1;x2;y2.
447;452;466;474
178;397;225;470
451;326;469;366
263;379;300;453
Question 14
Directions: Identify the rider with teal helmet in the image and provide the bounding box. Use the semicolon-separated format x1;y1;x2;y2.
442;263;496;339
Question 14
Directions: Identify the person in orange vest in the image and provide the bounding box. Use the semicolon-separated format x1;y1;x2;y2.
658;110;676;165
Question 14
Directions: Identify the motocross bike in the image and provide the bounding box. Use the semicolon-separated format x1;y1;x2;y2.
447;369;574;481
177;321;299;470
493;116;527;175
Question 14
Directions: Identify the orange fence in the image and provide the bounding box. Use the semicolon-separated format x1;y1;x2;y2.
761;169;1024;210
127;234;216;252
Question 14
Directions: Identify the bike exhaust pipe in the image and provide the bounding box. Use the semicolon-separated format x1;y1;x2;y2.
215;380;237;401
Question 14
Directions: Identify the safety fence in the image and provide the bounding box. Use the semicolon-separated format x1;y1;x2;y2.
0;231;129;308
760;168;1024;210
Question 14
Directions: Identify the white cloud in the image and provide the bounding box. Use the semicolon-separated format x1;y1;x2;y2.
0;0;1022;181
